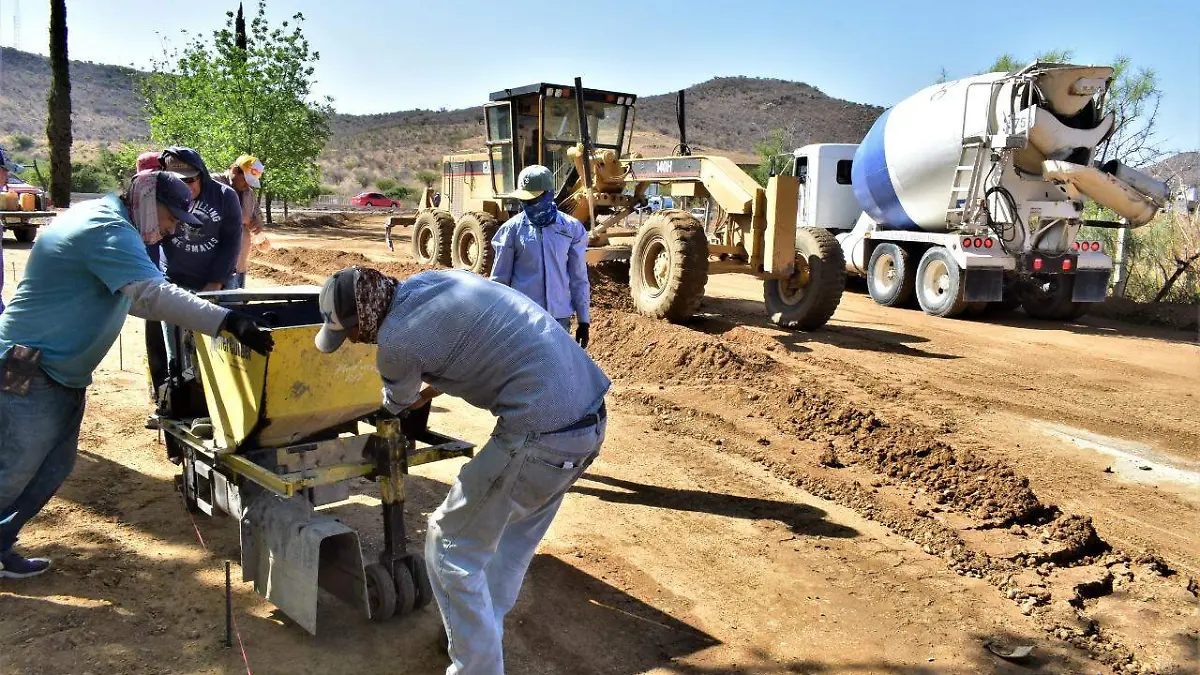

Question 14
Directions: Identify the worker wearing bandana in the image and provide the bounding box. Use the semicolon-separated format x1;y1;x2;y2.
489;165;591;349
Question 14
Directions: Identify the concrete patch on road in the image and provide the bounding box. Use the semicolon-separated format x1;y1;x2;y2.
1035;421;1200;495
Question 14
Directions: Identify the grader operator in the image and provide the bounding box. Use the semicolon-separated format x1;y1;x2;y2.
395;79;846;330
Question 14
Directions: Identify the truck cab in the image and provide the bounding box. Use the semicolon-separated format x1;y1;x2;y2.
787;143;860;232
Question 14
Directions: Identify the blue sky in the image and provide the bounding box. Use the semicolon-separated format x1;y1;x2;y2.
3;0;1198;153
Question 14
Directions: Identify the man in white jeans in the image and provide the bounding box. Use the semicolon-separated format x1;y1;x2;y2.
314;266;609;675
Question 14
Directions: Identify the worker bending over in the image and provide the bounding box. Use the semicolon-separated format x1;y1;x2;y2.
315;266;609;675
490;164;591;348
0;171;273;579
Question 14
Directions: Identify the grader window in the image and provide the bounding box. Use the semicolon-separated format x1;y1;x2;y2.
543;99;627;148
485;102;516;195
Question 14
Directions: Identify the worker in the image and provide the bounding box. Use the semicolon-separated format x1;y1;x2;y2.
0;171;273;579
212;155;265;290
0;146;20;315
314;266;609;675
152;147;243;415
490;165;591;348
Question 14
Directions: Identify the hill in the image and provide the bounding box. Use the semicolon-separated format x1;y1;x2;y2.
0;48;883;196
1147;151;1200;188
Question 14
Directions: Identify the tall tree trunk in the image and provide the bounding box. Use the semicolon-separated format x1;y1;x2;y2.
47;0;72;208
265;192;273;225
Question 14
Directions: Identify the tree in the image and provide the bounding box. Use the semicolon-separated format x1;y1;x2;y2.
1094;57;1162;168
47;0;72;207
984;49;1072;74
751;128;790;186
142;0;333;222
416;169;440;189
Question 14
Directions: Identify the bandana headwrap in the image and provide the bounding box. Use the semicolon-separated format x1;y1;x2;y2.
128;170;163;246
353;267;400;344
522;191;558;229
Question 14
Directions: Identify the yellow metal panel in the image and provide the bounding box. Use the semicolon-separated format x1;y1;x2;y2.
668;182;696;197
697;156;760;215
195;325;382;450
765;175;799;275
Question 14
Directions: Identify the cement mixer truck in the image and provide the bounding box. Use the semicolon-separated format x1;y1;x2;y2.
787;62;1168;319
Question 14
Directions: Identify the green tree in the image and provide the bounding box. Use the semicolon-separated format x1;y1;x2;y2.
142;0;332;221
416;169;440;189
95;144;145;185
47;0;72;207
1095;57;1161;167
984;49;1072;74
7;134;35;151
375;177;397;193
751;128;790;186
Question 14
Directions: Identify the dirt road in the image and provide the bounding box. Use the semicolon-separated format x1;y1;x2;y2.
1;214;1196;674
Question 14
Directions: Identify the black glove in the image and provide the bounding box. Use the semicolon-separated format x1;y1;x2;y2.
575;322;590;349
223;311;274;355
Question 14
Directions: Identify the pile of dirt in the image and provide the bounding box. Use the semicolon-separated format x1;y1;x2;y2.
771;385;1048;526
276;213;348;230
257;247;434;281
590;313;776;383
1090;296;1199;333
589;262;634;313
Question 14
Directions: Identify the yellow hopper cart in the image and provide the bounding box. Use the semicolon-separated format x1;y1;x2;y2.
158;287;473;634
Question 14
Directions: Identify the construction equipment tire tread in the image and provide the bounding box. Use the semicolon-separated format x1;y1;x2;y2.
765;227;846;330
629;209;708;322
451;212;500;276
411;210;454;267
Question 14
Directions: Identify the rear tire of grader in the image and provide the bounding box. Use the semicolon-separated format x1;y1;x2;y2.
451;212;500;276
629;209;709;322
411;210;454;267
764;227;846;330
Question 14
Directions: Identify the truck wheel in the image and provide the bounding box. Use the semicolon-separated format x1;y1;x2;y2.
451;212;500;276
630;209;708;322
411;211;454;267
765;227;846;330
13;227;36;243
866;243;913;307
915;247;968;317
1022;276;1077;320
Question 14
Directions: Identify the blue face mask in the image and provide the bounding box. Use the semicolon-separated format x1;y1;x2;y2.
522;191;558;229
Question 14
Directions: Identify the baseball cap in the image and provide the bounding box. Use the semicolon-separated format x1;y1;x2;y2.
0;146;23;173
510;164;554;201
160;153;201;178
136;151;162;172
315;268;360;353
234;155;264;188
155;171;203;226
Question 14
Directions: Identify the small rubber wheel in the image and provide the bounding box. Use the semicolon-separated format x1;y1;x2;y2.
393;562;418;617
866;243;914;307
409;554;435;610
365;562;397;621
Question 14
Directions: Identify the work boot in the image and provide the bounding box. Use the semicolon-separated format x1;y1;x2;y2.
0;550;51;579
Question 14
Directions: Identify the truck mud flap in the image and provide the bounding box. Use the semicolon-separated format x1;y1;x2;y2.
964;268;1003;303
1072;269;1111;303
240;494;368;634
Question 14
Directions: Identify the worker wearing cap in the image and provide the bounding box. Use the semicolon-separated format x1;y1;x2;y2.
213;155;265;290
314;265;609;675
490;165;592;348
0;146;22;315
0;171;273;579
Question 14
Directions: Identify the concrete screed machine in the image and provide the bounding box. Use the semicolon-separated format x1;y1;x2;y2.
390;79;847;330
779;62;1169;319
156;288;475;634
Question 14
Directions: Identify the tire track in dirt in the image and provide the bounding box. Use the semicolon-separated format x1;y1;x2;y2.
258;246;1199;673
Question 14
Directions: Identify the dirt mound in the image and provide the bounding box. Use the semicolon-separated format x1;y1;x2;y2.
589;261;634;313
1090;297;1199;333
590;313;776;383
257;247;434;281
278;213;348;229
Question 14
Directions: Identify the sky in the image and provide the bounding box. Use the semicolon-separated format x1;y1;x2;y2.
1;0;1197;153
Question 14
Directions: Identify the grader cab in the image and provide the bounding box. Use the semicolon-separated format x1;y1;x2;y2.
403;80;846;330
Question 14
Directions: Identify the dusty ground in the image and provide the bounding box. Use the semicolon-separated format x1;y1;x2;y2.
1;214;1197;675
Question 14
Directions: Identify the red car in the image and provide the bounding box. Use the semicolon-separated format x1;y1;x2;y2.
351;192;400;208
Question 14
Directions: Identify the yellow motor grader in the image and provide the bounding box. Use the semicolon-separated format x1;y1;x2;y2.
393;79;845;329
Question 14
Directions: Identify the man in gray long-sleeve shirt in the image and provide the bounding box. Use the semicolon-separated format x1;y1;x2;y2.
314;266;609;675
0;171;272;580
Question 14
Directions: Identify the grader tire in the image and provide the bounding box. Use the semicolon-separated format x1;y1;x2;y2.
451;212;500;276
411;210;454;267
764;227;846;330
629;210;709;322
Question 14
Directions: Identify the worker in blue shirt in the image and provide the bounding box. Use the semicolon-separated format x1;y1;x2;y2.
315;265;609;675
490;165;591;348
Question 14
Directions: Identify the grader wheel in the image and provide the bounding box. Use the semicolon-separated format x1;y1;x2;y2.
451;212;500;276
629;209;709;322
411;210;454;267
764;227;846;330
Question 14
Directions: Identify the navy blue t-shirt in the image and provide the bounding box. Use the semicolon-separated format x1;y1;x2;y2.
161;177;242;290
